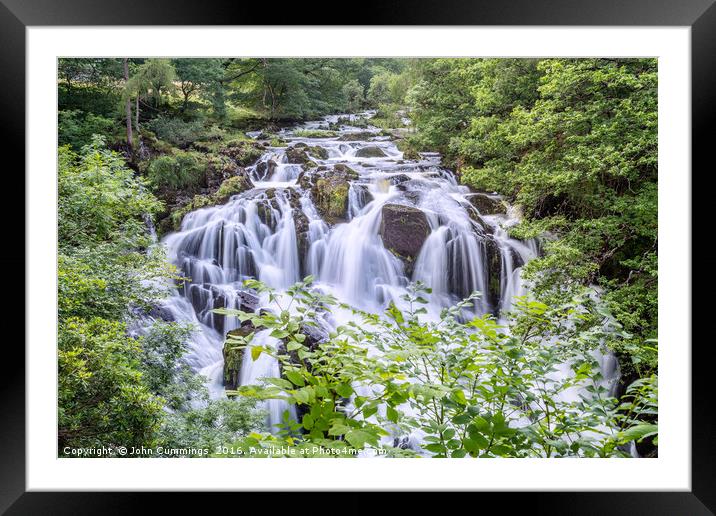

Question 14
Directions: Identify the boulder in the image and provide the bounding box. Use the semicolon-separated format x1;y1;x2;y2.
379;204;431;275
298;165;358;224
388;174;412;186
355;145;387;158
285;144;328;164
254;159;278;180
148;304;176;322
337;131;378;141
468;192;506;215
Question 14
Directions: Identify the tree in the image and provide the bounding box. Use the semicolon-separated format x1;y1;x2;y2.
123;58;176;131
342;79;365;112
122;58;133;150
172;58;225;114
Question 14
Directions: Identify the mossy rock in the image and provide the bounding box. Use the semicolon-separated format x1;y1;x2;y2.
219;140;264;167
355;145;387;158
467;192;507;215
215;174;253;203
163;172;254;233
223;322;255;390
298;164;357;223
285;144;328;164
337;131;378;141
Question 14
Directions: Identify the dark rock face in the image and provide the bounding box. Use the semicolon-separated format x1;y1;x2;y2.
294;208;311;276
379;204;431;276
468;192;506;215
149;305;176;322
223;321;255;390
485;237;503;311
255;159;278;180
388;174;412;186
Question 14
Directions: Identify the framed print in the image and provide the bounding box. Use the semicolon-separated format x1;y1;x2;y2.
4;0;710;512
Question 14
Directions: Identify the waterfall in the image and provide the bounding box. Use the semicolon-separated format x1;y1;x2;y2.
160;111;541;434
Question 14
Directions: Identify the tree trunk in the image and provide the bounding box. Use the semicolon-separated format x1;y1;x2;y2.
135;96;140;132
122;58;133;152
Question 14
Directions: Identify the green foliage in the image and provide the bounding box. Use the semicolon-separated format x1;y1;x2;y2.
158;398;268;456
146;151;207;190
58;138;162;250
59;110;117;150
58;317;164;453
217;279;651;458
172;58;226;116
614;375;658;450
342;79;365;112
147;116;216;147
124;58;176;109
406;58;658;377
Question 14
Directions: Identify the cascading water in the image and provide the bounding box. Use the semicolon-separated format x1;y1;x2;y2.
156;111;615;444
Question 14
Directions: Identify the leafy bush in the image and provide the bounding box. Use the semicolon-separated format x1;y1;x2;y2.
146;151;207;190
58;317;164;453
218;278;653;458
59;109;117;150
59;138;162;249
147;116;217;147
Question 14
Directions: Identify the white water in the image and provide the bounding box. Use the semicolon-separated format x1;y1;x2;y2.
155;112;615;446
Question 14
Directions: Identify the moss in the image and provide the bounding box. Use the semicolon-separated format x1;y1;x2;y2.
215;174;252;202
164;173;253;232
219;140;264;166
314;179;350;220
292;129;338;138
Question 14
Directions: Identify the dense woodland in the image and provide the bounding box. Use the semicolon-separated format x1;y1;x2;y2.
58;58;658;457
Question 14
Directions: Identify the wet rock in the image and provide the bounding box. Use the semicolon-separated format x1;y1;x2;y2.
389;174;412;186
485;237;503;311
223;321;255;390
255;159;278;180
468;192;506;215
293;208;311;275
286;144;328;164
337;131;378;141
379;204;431;276
355;145;387;158
298;165;358;224
148;305;176;322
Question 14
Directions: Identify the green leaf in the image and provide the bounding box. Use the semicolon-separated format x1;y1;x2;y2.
251;346;263;361
335;383;353;398
264;378;292;390
345;429;378;449
619;424;658;443
386;406;399;423
284;371;305;387
302;413;314;430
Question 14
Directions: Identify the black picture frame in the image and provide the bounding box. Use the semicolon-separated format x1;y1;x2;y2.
3;0;707;513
